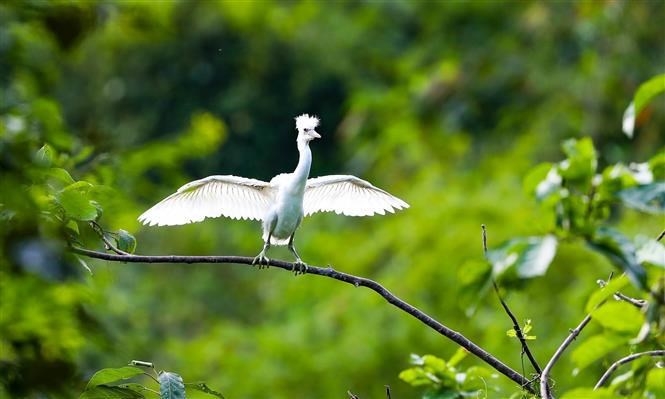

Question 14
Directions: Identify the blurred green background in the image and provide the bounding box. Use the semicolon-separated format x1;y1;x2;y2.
1;0;663;398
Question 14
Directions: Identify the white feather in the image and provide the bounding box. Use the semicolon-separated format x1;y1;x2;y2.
295;114;319;131
137;175;273;226
303;175;409;217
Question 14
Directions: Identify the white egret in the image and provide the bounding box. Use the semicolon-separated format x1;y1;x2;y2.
138;114;409;273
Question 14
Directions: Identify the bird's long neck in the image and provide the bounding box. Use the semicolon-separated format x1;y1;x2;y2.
292;138;312;190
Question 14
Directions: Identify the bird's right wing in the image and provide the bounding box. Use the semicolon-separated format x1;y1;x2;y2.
303;175;409;217
138;175;273;226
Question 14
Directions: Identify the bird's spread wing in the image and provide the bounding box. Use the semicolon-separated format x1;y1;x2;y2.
303;175;409;217
138;175;273;226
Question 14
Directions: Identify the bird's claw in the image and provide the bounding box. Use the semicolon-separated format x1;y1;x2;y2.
252;253;270;269
292;259;308;276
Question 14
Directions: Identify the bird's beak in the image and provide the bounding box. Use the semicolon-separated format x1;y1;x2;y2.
310;130;321;139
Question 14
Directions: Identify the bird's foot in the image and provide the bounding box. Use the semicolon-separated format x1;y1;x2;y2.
292;259;308;276
252;253;270;269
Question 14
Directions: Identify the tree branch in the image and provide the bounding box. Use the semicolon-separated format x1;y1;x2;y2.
71;246;535;393
539;314;593;399
492;281;542;375
594;350;665;389
482;225;542;376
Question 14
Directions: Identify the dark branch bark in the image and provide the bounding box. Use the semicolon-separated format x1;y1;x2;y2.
492;281;542;375
71;246;535;394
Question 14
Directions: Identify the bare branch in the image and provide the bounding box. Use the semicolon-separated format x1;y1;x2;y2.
492;281;542;375
483;225;542;376
539;315;593;399
70;245;536;393
594;350;665;389
613;292;647;309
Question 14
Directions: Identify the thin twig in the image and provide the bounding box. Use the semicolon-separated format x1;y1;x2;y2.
594;350;665;389
539;315;593;399
70;245;536;393
385;385;391;399
657;229;665;242
613;292;647;309
483;225;542;375
481;224;488;256
492;281;542;375
89;222;130;255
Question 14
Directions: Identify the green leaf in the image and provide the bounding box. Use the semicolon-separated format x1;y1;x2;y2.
116;229;137;254
571;333;624;371
584;274;630;313
560;387;616;399
447;348;467;368
559;138;597;182
76;255;92;275
35;144;56;167
523;163;560;201
507;320;536;340
461;366;498;392
587;227;647;290
649;152;665;180
608;370;634;387
159;371;186;399
487;235;557;280
398;367;436;387
633;74;665;117
185;383;226;398
623;74;665;138
65;219;80;235
422;354;447;374
86;366;144;389
80;386;145;399
592;301;644;333
635;237;665;268
457;258;492;314
645;368;665;397
45;168;76;190
56;181;100;222
522;319;533;334
618;183;665;214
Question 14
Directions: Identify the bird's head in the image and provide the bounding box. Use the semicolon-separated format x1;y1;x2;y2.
295;114;321;141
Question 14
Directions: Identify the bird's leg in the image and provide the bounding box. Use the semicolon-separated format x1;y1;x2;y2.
252;235;271;269
288;233;307;275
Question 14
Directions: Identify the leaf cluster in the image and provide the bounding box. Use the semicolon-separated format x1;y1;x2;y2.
80;361;225;399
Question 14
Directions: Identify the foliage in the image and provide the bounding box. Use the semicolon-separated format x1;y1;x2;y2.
79;361;225;399
461;136;663;300
622;74;665;138
1;1;664;398
399;350;501;399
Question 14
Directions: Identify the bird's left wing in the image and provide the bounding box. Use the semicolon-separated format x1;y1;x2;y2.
303;175;409;217
138;175;273;226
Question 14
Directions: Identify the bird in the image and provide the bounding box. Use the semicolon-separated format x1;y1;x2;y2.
138;114;409;274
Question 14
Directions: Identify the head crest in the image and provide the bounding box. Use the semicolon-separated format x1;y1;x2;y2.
295;114;319;131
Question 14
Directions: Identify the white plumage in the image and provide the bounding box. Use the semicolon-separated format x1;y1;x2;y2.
138;114;408;272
